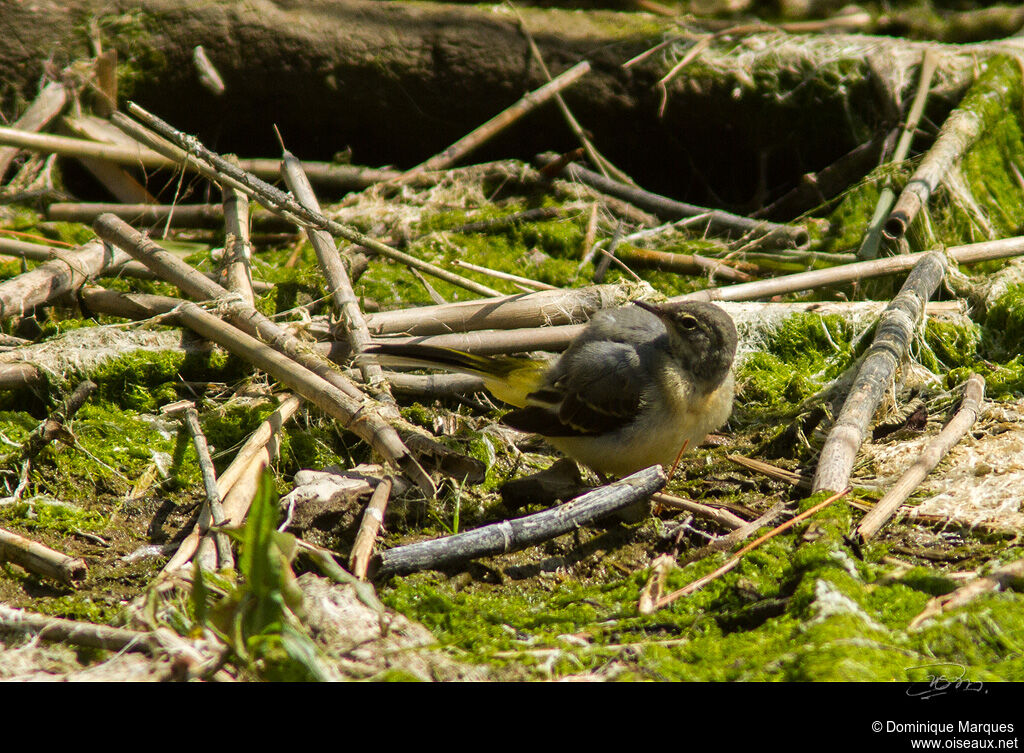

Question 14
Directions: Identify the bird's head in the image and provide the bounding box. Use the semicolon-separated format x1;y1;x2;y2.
633;300;737;387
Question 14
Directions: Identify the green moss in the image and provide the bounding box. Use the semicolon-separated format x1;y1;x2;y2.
736;313;854;417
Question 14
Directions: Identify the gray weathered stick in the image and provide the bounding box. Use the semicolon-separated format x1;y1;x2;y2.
812;252;948;493
857;49;939;260
680;235;1024;303
551;158;809;249
280;147;388;393
884;55;1019;241
0;604;156;654
855;374;985;543
0;80;67;182
400;61;591;180
113;105;502;298
0;527;87;584
374;465;666;578
0;238;130;321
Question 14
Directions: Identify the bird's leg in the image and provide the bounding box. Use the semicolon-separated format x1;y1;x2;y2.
667;440;690;480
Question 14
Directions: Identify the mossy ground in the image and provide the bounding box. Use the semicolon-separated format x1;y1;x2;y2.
1;35;1023;681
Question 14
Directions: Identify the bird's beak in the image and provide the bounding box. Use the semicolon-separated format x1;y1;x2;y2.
632;299;669;319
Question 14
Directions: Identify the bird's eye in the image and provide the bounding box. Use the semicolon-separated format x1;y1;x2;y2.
680;315;699;329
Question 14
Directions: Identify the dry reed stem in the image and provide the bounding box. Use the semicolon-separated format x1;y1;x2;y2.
400;60;591;180
812;253;947;493
280;148;390;395
350;476;393;580
113;106;501;298
855;373;985;543
0;527;87;585
858;48;939;260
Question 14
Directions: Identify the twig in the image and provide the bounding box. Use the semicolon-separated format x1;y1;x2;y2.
680;235;1024;303
855;374;985;543
615;245;753;283
365;282;632;337
812;253;947;493
46;202;294;231
349;475;393;580
884;55;1020;241
399;61;591;180
857;49;939;260
173;405;233;571
509;3;633;184
0;604;156;654
21;379;96;463
451;259;557;290
648;488;849;611
0;124;399;191
0;238;130;321
0;527;87;584
219;155;255;307
374;465;666;578
92;214;435;496
651;492;746;530
112;105;502;298
280;145;390;395
0;79;67;182
161;399;291;577
549;158;809;249
908;556;1024;629
727;454;810;489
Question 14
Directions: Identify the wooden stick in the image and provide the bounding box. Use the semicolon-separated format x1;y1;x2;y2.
884;55;1020;241
812;253;947;493
615;245;753;282
21;379;96;463
727;454;810;489
651;492;746;530
46;201;294;231
855;374;985;543
908;556;1024;629
0;527;87;584
857;49;939;260
509;4;633;184
0;236;273;294
0;604;156;654
450;259;556;290
0;124;399;190
0;80;67;182
350;475;393;580
374;465;666;578
161;398;295;575
0;363;41;389
93;214;434;495
680;235;1024;303
113;106;502;298
365;283;631;337
280;146;389;394
0;238;130;321
400;61;591;180
176;405;233;571
650;488;849;610
219;155;255;307
550;158;808;249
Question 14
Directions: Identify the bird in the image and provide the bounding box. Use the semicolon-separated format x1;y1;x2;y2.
362;300;737;478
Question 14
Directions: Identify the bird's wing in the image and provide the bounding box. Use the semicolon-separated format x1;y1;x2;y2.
502;339;647;437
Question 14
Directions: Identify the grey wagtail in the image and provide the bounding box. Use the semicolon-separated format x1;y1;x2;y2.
362;300;737;477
